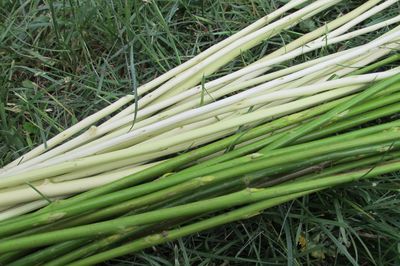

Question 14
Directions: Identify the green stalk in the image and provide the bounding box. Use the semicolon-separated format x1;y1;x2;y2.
261;75;400;151
5;157;400;253
0;131;399;244
39;124;400;227
299;151;400;182
259;149;400;187
4;107;398;262
51;146;400;264
11;150;400;266
11;143;400;264
300;102;400;142
11;222;170;266
0;252;28;265
328;90;400;123
46;192;308;266
147;146;400;209
77;117;400;225
71;155;400;266
38;156;400;265
44;236;124;266
0;189;325;252
41;227;146;266
6;240;89;266
43;216;193;266
63;166;400;265
263;121;400;158
62;191;314;266
94;142;400;218
2;123;399;237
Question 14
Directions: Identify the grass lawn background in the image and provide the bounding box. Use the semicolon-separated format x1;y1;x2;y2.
1;0;399;265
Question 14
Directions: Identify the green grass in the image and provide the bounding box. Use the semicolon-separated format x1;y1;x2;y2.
1;0;399;265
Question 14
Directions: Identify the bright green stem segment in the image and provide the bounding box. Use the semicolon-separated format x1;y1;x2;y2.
0;252;27;266
42;237;123;266
299;151;400;182
6;240;88;266
301;101;400;142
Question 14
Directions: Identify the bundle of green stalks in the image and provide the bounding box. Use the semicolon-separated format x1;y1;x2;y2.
1;0;400;264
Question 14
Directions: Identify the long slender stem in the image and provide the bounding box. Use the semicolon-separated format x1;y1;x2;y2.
301;102;400;142
6;240;89;266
